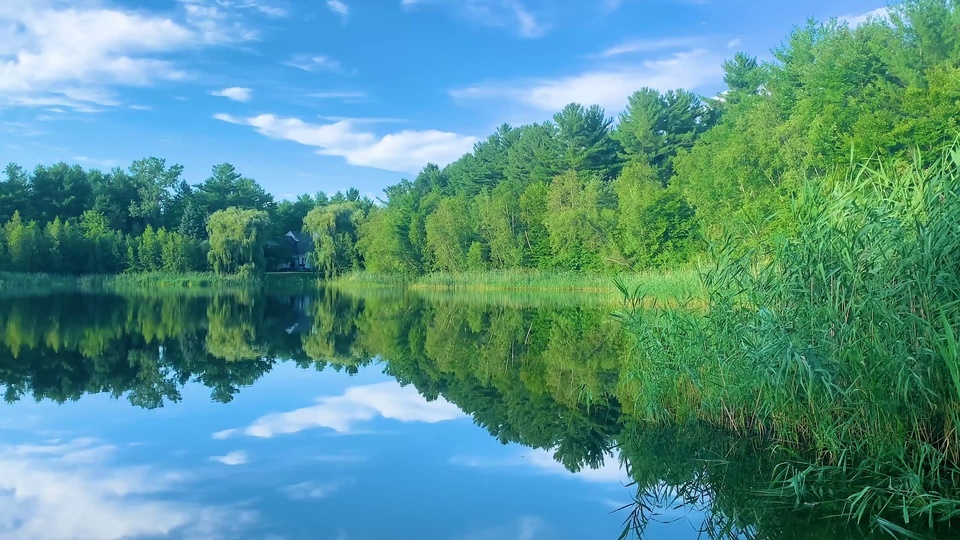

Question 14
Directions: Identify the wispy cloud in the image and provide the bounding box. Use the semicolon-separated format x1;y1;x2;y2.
595;36;702;58
212;86;253;102
327;0;349;21
0;0;256;111
838;6;888;26
451;48;724;113
210;451;249;465
310;91;366;98
401;0;547;39
510;1;544;38
212;381;465;437
73;156;121;169
318;115;405;124
284;55;346;73
188;0;288;19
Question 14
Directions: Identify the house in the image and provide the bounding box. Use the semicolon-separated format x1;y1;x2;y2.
272;231;314;272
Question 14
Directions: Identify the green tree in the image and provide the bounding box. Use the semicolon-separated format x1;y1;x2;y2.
542;171;610;271
206;207;271;276
197;164;274;215
475;182;524;269
127;157;184;231
553;103;622;179
614;88;718;184
1;164;32;224
425;196;476;272
4;212;45;272
139;225;162;272
304;202;367;278
613;161;698;268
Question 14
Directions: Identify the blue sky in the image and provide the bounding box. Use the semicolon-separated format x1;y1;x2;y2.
0;0;887;199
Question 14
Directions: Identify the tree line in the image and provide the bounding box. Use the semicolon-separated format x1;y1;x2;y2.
0;159;373;276
1;0;957;277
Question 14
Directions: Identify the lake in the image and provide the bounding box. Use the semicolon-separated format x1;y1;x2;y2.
0;288;886;539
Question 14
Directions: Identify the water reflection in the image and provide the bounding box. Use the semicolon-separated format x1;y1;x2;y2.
0;437;255;540
0;289;901;539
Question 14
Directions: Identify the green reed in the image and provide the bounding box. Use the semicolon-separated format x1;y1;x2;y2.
614;145;960;534
332;268;701;302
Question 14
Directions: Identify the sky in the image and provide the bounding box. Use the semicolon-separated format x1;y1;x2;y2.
0;0;888;200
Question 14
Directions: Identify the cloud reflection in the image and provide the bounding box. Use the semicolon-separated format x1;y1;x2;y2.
455;516;548;540
450;448;628;484
218;381;464;438
281;479;354;500
0;438;254;540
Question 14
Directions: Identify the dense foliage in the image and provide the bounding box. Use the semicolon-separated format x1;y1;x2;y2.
0;159;372;275
2;0;956;278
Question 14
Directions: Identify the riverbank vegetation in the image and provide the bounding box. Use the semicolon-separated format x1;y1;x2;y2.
3;1;956;285
616;144;960;534
331;268;700;303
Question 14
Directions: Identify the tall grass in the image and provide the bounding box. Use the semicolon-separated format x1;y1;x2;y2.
0;271;310;297
614;145;960;534
331;268;701;303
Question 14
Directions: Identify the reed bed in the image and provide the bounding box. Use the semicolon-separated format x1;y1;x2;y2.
614;145;960;534
331;268;701;303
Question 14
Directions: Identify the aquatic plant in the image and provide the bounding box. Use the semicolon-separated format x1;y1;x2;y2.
615;145;960;534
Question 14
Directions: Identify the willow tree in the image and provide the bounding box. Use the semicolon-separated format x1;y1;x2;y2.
206;207;271;276
304;201;366;278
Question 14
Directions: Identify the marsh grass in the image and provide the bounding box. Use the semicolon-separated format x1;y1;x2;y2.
0;271;293;297
331;268;701;304
614;145;960;534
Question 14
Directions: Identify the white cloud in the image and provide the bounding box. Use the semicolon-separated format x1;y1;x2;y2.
510;1;544;38
327;0;349;20
838;6;888;26
318;115;404;124
307;91;367;100
0;438;254;540
596;37;701;58
178;0;260;43
284;54;344;73
212;86;253;102
401;0;546;39
0;0;253;111
185;0;287;19
210;451;249;465
212;428;239;440
451;448;628;484
73;156;120;168
215;113;478;172
451;48;724;113
215;381;465;438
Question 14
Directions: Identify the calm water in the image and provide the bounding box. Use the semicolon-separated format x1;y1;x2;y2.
0;288;881;540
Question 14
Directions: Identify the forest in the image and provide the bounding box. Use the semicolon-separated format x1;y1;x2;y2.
1;0;957;279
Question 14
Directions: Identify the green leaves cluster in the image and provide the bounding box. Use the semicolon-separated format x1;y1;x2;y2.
2;0;957;279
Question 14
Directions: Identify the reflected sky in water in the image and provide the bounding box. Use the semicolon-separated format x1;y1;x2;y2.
1;358;703;540
13;289;902;539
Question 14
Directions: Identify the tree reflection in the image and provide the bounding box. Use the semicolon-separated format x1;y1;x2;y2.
0;288;928;538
